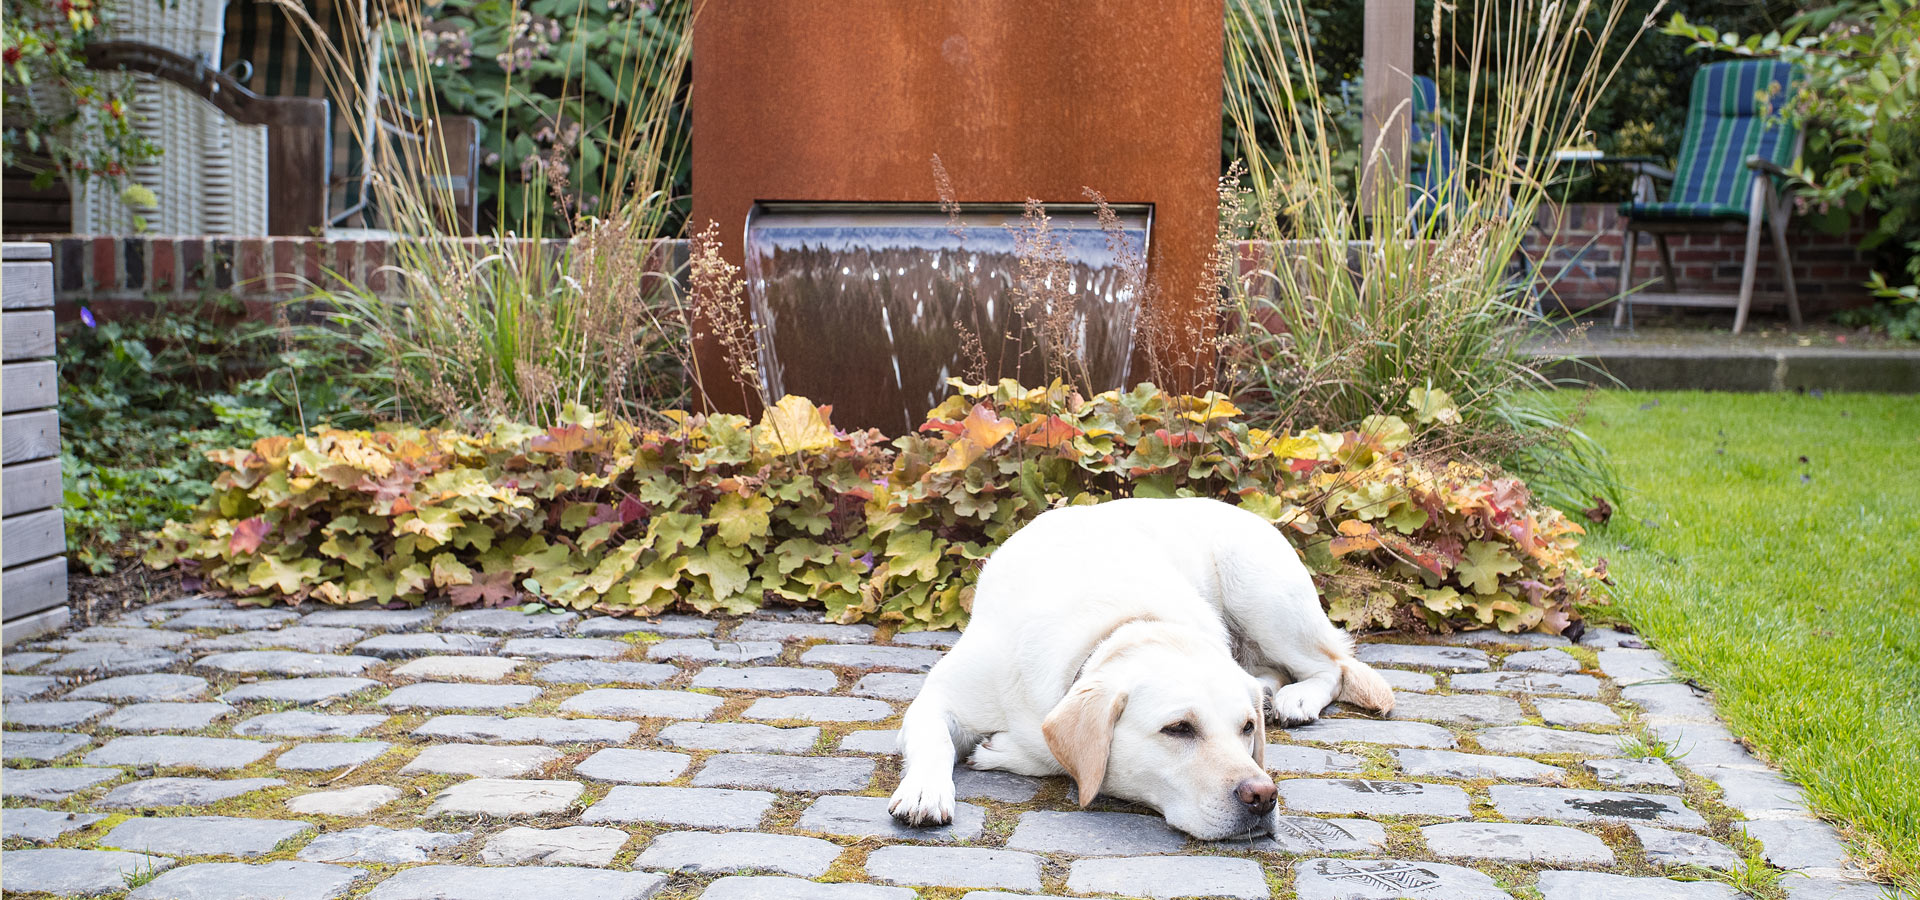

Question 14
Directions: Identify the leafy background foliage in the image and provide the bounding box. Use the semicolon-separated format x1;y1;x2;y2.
147;382;1599;634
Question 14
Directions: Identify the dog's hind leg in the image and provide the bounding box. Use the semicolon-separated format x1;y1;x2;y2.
889;687;961;826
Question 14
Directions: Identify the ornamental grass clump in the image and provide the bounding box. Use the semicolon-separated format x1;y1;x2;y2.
147;382;1600;635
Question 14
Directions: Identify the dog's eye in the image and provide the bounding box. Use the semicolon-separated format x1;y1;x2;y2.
1242;720;1257;736
1160;721;1195;738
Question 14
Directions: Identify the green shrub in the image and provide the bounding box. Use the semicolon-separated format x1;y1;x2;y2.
146;381;1600;634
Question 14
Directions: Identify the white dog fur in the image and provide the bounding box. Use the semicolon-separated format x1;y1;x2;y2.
888;497;1395;839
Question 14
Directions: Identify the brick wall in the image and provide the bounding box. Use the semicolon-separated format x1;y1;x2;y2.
1521;203;1879;316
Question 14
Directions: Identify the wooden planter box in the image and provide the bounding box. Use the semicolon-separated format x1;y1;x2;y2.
2;241;68;644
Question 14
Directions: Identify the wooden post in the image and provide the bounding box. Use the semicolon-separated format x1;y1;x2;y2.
1;241;69;645
1361;0;1415;212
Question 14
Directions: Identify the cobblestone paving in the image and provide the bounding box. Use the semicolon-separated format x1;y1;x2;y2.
1;597;1905;899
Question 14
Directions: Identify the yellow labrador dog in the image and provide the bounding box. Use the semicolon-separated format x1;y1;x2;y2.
888;497;1395;839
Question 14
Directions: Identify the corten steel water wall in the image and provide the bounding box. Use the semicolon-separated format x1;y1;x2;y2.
691;0;1224;429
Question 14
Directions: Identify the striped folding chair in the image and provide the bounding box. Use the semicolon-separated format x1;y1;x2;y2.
1613;60;1805;333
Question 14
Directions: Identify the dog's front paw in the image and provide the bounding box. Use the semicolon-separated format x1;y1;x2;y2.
1269;683;1332;727
888;774;955;827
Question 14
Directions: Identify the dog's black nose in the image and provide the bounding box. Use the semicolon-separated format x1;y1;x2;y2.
1235;777;1277;815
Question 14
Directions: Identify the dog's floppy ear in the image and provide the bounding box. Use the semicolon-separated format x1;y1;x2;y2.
1251;687;1268;770
1043;678;1127;807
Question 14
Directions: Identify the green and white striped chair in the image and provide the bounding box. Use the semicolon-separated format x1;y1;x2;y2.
1614;60;1805;333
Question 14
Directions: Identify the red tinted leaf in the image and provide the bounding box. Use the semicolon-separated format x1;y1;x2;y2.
448;569;517;607
531;424;600;454
230;517;272;555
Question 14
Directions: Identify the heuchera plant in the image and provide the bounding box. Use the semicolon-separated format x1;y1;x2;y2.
146;382;1602;634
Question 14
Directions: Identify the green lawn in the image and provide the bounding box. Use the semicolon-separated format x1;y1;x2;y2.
1576;391;1920;890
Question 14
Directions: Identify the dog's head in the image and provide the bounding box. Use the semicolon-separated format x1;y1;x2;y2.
1042;622;1276;839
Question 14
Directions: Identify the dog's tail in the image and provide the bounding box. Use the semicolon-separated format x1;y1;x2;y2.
1321;633;1396;714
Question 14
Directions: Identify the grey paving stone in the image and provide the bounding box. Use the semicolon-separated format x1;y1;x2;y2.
733;621;876;643
413;714;638;745
890;629;960;648
574;747;691;783
440;609;577;635
852;672;925;700
427;778;583;817
698;876;913;900
1354;643;1490;672
393;655;522;680
1740;819;1859;871
658;721;824;754
647;639;781;663
1446;630;1573;648
276;741;392;771
2;808;108;841
101;815;314;858
693;753;875;792
577;614;714;637
1005;809;1186;855
1068;856;1267;900
501;637;629;659
127;861;368;900
1247;817;1386;854
1632;825;1743;871
1503;648;1583;673
532;660;678;685
299;608;436;631
1783;879;1910;900
1284;717;1456;748
480;825;629;866
297;826;470;864
355;632;501;658
800;644;942;671
1;766;121;800
839;729;897;753
4;700;111;727
581;785;775;828
101;777;285;808
158;608;303;631
1586;757;1682;789
1697;766;1809;817
1622;683;1720;722
0;848;176;896
67;673;208;702
1423;821;1614;864
1278;778;1471;818
797;794;985;842
868;846;1042;891
3;730;91;760
1293;857;1512;900
558;688;722;719
220;677;381;705
1597;648;1676;685
3;674;61;700
1489;785;1706;828
235;711;388;738
101;702;237;732
1538;698;1624;728
192;627;368;653
1392;748;1567;782
4;650;56;670
1449;670;1604;697
1259;745;1364;775
692;665;839;693
1388;692;1525;726
1475;725;1624;757
955;767;1044;802
196;651;380;676
1578;627;1647;648
637;831;842;876
55;626;194;648
744;696;894;722
84;735;278;770
403;743;563;777
379;682;541;710
43;646;182;675
1536;870;1742;900
287;785;401;816
1648;720;1764;770
1376;669;1438;692
365;865;663;899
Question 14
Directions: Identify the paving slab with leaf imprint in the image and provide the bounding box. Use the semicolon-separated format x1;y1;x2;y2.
1;601;1907;899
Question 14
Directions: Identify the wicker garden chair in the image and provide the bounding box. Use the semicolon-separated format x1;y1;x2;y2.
1612;60;1805;333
